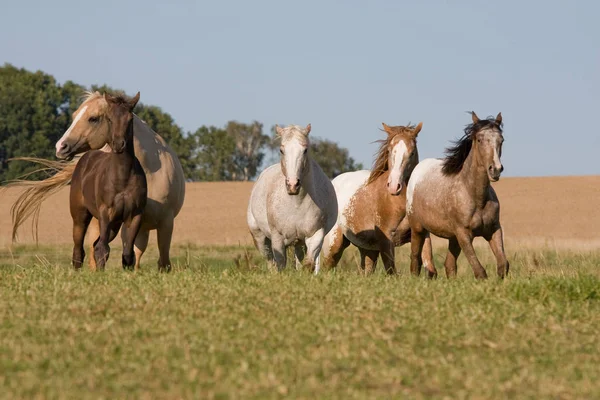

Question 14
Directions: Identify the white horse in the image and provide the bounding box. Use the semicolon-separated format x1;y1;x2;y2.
247;124;338;273
9;91;186;271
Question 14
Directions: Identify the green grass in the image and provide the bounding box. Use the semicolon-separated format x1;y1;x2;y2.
0;244;599;399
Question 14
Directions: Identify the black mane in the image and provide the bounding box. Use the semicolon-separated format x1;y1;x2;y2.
441;115;503;175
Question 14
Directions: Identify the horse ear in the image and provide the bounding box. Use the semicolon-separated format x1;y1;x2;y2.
129;92;140;111
495;112;502;126
381;123;393;135
413;122;423;137
275;125;284;137
305;123;311;136
471;111;480;124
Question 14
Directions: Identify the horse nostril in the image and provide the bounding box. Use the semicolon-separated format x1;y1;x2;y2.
500;165;504;173
60;143;69;152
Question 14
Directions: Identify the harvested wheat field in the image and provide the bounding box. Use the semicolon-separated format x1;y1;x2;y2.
1;176;599;249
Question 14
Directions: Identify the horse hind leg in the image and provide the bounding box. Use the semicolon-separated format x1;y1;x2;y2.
305;229;326;275
444;237;461;278
421;233;438;279
294;241;306;270
156;216;174;272
358;248;379;276
321;225;350;270
487;226;509;279
409;226;427;276
134;228;149;270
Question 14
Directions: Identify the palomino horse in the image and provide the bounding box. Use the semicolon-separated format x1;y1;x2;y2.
247;124;338;273
407;112;509;279
70;92;147;270
10;91;185;271
321;122;436;276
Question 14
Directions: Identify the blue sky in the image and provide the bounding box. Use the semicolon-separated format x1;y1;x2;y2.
1;0;598;177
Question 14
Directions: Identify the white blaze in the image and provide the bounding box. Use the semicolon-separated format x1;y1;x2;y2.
55;105;88;154
388;140;407;193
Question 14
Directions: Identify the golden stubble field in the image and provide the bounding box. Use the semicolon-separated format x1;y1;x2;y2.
1;176;599;250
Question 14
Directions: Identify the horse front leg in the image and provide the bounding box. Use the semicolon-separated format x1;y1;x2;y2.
270;232;287;272
122;213;144;271
305;229;325;275
94;214;115;271
86;218;100;271
72;208;92;270
455;229;488;280
487;226;509;279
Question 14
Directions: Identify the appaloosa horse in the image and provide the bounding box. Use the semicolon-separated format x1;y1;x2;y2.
70;92;147;270
9;91;185;271
407;112;509;279
247;124;338;273
321;122;436;276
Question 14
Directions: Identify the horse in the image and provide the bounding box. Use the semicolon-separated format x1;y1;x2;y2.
247;124;338;273
70;92;147;270
321;122;436;276
406;111;509;280
9;91;186;271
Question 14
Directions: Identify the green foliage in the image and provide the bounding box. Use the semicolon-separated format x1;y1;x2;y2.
310;137;364;178
0;64;361;182
0;244;599;398
0;64;75;181
191;126;236;181
226;121;270;181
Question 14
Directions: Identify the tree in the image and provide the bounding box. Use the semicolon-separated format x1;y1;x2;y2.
226;121;270;181
0;64;74;181
309;137;364;179
191;126;236;181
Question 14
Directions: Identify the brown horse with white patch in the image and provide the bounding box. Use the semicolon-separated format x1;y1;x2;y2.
322;122;436;276
407;112;509;279
70;92;147;270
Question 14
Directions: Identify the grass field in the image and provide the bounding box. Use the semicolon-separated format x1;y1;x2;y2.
1;244;598;399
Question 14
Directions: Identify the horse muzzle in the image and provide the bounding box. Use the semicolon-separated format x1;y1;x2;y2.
387;179;403;196
286;179;301;195
56;143;73;160
488;164;504;182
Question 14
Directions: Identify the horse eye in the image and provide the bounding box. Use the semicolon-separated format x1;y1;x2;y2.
280;148;284;154
303;149;307;154
88;116;100;123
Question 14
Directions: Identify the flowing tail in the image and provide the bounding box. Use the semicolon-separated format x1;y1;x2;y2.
3;157;78;243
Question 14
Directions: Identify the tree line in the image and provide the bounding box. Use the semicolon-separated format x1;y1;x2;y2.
0;64;362;183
